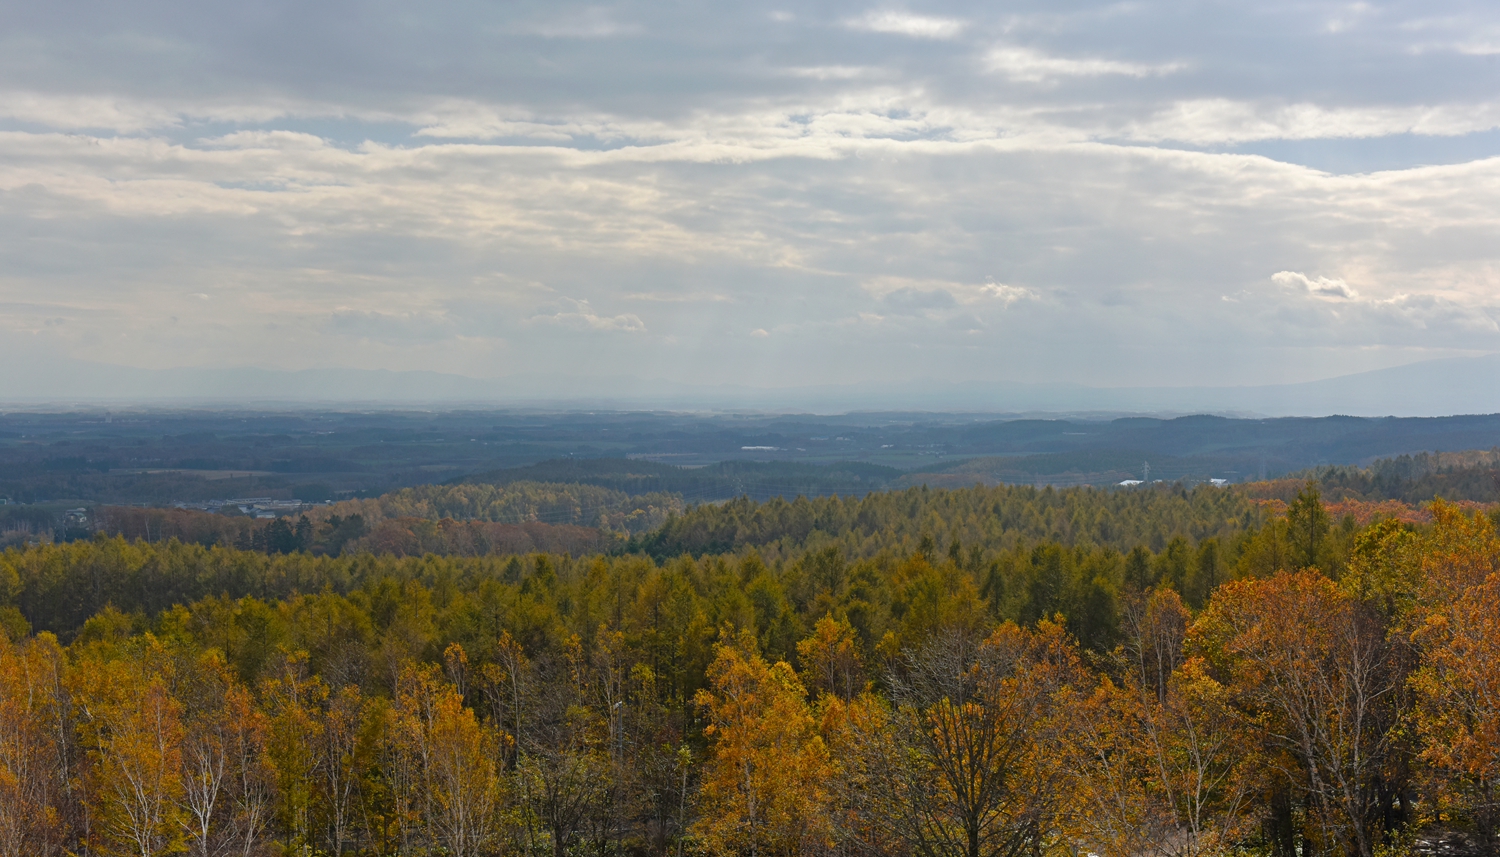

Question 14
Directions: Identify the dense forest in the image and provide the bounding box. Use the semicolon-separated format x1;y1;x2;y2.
3;472;1500;857
627;482;1265;562
453;459;903;504
45;447;1500;557
80;479;1264;561
1295;450;1500;503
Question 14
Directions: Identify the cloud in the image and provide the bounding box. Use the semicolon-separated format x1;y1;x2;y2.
846;11;966;39
865;277;1037;311
532;300;647;333
406;103;624;141
854;279;1039;335
521;8;645;38
2;0;1500;391
1124;99;1500;145
0;93;183;133
786;66;877;81
200;130;330;151
1273;271;1360;300
0;91;309;134
985;47;1179;83
981;283;1036;305
1262;272;1499;336
882;286;958;314
624;292;732;303
1401;17;1500;56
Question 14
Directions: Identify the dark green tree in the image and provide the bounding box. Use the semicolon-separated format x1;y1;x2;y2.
264;518;299;555
1287;481;1331;571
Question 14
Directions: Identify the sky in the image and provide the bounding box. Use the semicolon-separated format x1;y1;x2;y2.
3;0;1500;397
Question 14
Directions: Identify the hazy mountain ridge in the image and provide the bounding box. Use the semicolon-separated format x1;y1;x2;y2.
5;354;1500;418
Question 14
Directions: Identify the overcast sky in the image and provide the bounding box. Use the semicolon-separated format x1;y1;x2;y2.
3;0;1499;394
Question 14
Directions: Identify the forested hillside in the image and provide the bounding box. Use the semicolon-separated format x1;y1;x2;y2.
629;482;1264;562
80;482;680;557
5;475;1500;857
5;484;1274;649
454;459;903;502
1294;448;1500;502
71;447;1500;569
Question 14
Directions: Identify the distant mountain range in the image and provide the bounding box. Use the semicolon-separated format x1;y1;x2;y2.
3;353;1498;418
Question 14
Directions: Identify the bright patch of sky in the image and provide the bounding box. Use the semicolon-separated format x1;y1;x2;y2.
0;0;1497;394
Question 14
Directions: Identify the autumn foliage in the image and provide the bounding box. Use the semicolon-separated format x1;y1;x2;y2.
2;492;1500;856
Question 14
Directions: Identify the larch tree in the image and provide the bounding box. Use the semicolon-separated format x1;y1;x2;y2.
796;615;864;702
1286;482;1332;572
259;653;327;855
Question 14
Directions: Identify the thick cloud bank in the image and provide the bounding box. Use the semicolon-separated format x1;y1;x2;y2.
1;0;1497;400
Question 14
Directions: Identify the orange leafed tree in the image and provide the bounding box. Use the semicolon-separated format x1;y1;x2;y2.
320;683;369;857
219;682;274;857
175;649;275;857
1070;590;1253;857
693;627;832;857
177;651;239;857
1193;570;1401;857
1412;569;1500;855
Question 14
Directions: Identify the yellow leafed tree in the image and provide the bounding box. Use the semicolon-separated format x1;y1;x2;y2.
1068;590;1254;857
796;615;863;702
0;632;69;857
75;639;187;857
390;658;505;857
693;628;832;857
259;653;327;854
